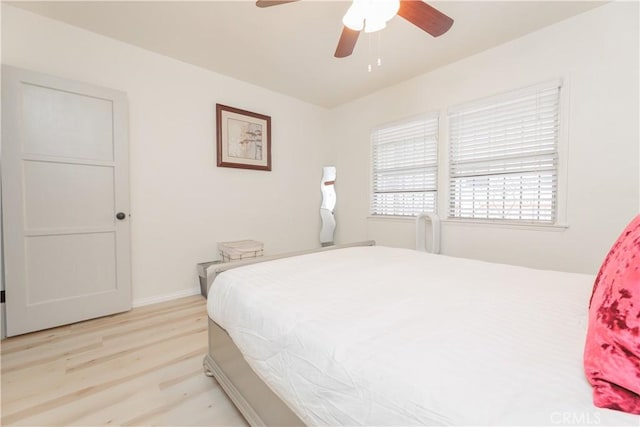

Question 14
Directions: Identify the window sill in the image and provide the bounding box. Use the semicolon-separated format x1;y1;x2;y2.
367;216;568;232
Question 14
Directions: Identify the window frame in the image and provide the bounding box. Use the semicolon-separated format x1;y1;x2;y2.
367;78;570;230
444;79;569;227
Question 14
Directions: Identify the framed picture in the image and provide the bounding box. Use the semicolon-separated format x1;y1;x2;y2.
216;104;271;171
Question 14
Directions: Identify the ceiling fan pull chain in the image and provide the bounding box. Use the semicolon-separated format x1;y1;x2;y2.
377;31;382;67
367;31;373;72
365;31;384;72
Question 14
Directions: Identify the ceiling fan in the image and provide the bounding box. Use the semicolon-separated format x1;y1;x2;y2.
256;0;454;58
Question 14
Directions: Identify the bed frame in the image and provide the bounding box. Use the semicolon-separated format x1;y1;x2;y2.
202;241;376;427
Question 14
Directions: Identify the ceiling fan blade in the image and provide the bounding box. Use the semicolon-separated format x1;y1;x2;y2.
397;0;454;37
256;0;299;8
334;26;360;58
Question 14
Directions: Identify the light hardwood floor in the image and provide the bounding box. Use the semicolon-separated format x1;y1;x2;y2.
1;295;249;426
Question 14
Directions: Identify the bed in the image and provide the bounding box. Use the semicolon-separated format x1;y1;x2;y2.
203;243;638;426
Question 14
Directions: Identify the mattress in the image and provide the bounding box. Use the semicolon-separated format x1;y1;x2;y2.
207;246;638;426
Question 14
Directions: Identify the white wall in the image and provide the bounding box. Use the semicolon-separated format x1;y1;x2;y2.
330;2;639;274
1;5;332;305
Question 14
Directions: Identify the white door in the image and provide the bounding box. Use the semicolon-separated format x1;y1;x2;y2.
1;66;131;337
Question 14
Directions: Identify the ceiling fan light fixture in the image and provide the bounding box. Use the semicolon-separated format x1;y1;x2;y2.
342;0;400;33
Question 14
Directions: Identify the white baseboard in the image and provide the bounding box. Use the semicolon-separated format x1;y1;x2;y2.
132;286;202;308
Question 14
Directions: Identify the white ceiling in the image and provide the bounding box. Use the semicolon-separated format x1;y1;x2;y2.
8;1;605;108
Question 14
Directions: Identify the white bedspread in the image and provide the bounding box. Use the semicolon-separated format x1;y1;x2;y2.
207;246;638;426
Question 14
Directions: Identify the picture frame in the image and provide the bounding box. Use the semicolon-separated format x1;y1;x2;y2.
216;103;272;171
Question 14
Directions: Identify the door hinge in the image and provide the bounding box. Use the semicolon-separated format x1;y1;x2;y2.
1;290;5;303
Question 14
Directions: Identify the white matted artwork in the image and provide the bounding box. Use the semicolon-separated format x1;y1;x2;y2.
216;104;271;171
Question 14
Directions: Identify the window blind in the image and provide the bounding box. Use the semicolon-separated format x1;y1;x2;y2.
448;82;561;223
371;115;438;216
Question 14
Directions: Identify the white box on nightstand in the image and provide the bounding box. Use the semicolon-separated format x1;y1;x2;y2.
218;240;264;262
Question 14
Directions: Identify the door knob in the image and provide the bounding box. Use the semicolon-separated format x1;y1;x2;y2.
116;212;126;220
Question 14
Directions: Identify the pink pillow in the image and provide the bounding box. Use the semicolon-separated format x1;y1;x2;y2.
584;214;640;414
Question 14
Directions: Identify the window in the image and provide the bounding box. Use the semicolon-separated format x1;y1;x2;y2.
371;115;438;216
448;81;561;223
